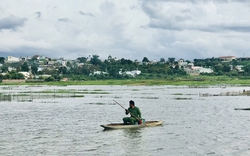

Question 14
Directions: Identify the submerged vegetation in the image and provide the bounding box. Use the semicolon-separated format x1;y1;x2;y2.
0;88;110;102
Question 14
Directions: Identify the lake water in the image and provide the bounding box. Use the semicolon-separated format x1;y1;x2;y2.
1;85;250;156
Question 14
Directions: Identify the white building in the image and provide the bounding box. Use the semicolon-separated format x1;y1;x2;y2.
185;63;213;75
197;68;213;73
178;59;188;67
235;65;244;72
184;68;200;76
119;69;141;77
8;67;16;72
6;56;20;62
18;72;31;79
90;71;108;76
218;56;236;62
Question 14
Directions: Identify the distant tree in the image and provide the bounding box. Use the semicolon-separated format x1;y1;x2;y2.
3;73;11;79
77;57;88;63
107;55;114;61
52;74;62;81
168;58;175;64
58;66;67;75
243;63;250;74
45;76;55;82
222;64;231;72
66;61;73;68
0;57;5;64
31;55;38;61
232;59;238;66
160;58;165;63
214;64;223;72
6;71;24;79
174;65;179;70
31;65;38;75
0;64;8;72
12;72;24;79
142;57;150;63
90;55;102;66
81;65;91;75
7;62;22;71
21;62;29;72
120;58;133;65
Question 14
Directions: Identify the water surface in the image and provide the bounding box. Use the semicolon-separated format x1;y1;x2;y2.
1;85;250;155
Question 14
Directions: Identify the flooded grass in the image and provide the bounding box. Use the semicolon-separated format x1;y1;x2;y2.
17;99;33;102
173;93;183;95
13;94;30;96
40;101;59;103
141;97;159;99
89;103;104;105
16;89;109;95
173;93;197;95
0;94;11;101
93;89;103;91
132;89;140;91
174;97;192;100
0;88;110;102
70;95;84;97
79;91;109;94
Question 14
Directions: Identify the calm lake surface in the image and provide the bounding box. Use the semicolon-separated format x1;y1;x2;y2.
1;85;250;156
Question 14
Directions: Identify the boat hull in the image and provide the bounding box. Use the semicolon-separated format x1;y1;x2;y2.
100;120;163;130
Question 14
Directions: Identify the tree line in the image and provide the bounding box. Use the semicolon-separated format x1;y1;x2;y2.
1;55;250;81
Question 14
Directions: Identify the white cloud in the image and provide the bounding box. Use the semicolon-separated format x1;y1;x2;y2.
0;0;250;61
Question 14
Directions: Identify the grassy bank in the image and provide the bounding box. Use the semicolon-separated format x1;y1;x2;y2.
1;76;250;86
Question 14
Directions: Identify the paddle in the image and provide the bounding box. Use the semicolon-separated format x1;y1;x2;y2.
113;100;147;126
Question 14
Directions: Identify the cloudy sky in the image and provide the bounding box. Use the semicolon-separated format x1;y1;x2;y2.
1;0;250;61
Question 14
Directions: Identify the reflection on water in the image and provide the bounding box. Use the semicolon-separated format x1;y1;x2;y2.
123;128;142;139
1;85;250;155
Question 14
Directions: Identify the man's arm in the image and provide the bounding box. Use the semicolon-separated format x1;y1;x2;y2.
125;109;129;115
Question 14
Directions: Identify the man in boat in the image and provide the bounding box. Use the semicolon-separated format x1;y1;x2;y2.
123;100;142;125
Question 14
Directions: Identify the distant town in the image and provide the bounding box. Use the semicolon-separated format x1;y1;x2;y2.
0;55;249;82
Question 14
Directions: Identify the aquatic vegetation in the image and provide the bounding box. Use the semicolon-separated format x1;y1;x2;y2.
17;99;33;102
174;97;192;100
0;87;112;102
141;97;159;99
13;94;30;96
173;93;183;95
40;101;59;103
89;103;107;105
70;95;84;97
0;94;11;101
200;90;250;97
132;89;140;91
81;91;109;94
93;89;103;91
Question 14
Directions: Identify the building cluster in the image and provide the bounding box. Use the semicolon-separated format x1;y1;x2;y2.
178;59;214;76
0;55;246;79
1;55;143;79
178;56;245;75
1;55;70;79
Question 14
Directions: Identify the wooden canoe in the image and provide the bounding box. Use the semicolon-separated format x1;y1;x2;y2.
100;120;163;130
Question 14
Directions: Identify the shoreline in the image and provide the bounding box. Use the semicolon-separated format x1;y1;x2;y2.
1;78;250;86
